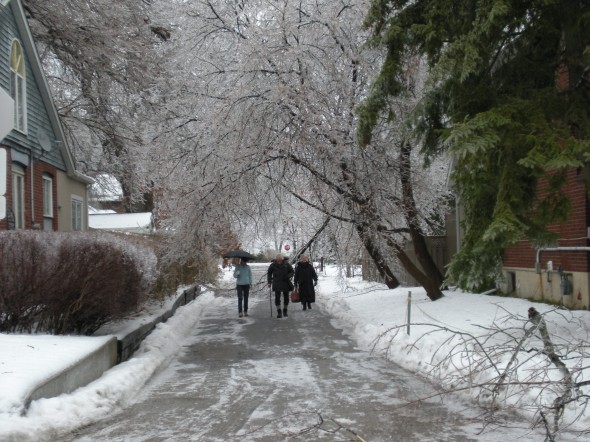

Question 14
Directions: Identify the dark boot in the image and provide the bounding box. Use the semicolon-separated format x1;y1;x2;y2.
307;302;312;309
283;308;288;317
277;308;282;318
302;304;307;311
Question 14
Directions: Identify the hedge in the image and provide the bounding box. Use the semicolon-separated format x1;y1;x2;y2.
0;231;157;335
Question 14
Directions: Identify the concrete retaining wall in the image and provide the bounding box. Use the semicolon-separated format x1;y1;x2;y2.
500;267;589;310
26;336;118;407
25;285;201;407
117;285;201;363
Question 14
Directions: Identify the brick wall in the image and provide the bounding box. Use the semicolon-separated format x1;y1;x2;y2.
0;147;59;231
0;146;17;230
503;168;590;272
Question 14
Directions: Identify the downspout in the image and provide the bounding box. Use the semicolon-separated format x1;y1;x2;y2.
30;155;34;228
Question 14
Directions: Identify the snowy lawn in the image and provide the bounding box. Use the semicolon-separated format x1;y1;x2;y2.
0;334;113;415
0;264;588;440
317;266;590;434
0;284;195;419
0;289;223;441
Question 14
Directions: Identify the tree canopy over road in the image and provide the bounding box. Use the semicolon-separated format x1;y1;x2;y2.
21;0;590;294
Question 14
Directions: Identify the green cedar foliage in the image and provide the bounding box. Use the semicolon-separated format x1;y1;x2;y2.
359;0;590;290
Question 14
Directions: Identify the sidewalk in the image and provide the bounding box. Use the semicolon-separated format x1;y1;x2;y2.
56;275;551;442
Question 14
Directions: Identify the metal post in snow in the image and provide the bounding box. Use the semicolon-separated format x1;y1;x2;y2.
406;291;412;335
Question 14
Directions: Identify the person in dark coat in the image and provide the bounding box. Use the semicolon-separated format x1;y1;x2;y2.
294;255;318;310
267;254;294;318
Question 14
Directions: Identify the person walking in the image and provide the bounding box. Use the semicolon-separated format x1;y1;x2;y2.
267;254;294;318
294;255;318;310
233;258;252;317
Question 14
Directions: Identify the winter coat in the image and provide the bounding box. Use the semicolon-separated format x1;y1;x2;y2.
294;262;318;303
233;264;252;286
267;261;294;292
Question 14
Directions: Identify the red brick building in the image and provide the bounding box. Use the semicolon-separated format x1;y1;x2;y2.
500;59;590;309
501;168;590;309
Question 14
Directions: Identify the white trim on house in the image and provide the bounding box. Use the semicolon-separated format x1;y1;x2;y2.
42;174;53;217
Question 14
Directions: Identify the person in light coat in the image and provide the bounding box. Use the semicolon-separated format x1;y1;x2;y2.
233;258;252;317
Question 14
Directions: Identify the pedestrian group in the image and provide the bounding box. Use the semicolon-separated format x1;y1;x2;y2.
232;253;318;318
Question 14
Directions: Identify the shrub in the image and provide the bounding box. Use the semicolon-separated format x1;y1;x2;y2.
152;254;218;298
151;233;219;299
0;231;157;335
0;232;57;332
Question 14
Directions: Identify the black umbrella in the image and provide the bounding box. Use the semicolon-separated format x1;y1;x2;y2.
223;250;256;260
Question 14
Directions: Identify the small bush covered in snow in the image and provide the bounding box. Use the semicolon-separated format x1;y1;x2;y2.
150;233;220;298
0;231;157;335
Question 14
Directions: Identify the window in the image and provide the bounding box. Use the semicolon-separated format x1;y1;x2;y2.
72;197;83;231
12;164;25;229
10;40;26;133
42;175;53;217
43;174;53;230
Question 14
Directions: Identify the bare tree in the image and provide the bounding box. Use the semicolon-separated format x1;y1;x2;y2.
25;0;450;295
146;0;449;299
371;307;590;440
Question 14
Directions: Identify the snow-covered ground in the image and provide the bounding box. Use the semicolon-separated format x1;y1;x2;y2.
0;264;588;440
316;266;590;436
0;284;195;419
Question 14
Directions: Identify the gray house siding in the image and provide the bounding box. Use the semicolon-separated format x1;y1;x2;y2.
1;0;91;232
0;4;66;171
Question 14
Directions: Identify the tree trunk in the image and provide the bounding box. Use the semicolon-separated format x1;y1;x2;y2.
399;141;445;293
294;216;330;261
390;240;444;300
338;163;401;289
356;223;400;289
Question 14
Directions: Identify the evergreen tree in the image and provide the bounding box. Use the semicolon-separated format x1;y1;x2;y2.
359;0;590;290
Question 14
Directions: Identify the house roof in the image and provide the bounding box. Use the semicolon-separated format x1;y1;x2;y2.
88;206;116;215
6;0;92;184
89;212;153;232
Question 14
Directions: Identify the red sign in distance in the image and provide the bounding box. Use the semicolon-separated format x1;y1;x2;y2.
284;244;290;251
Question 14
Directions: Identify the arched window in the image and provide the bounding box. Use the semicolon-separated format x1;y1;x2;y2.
10;39;26;133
